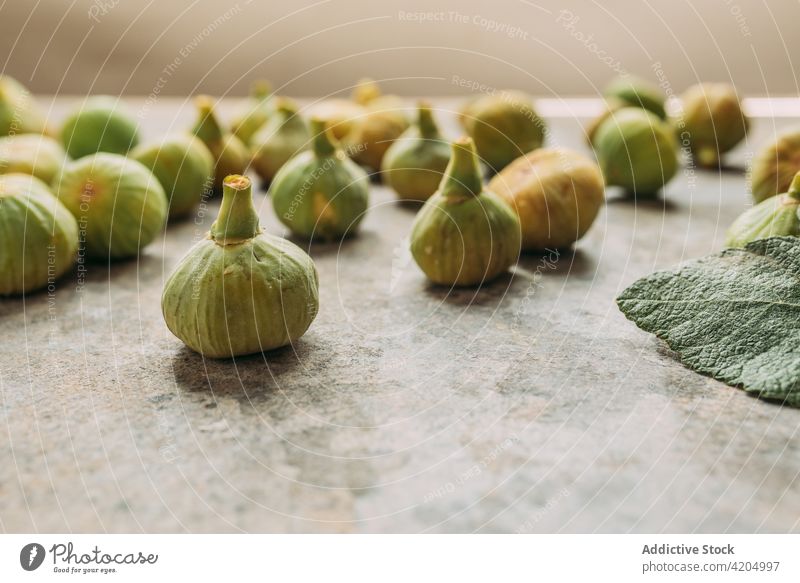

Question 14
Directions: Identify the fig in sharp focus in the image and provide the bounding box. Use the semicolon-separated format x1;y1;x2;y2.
59;96;140;159
593;107;679;196
381;102;451;202
161;174;319;358
410;137;521;286
678;82;748;168
54;153;167;259
488;148;605;250
132;134;214;219
270;118;369;241
0;173;78;295
191;96;249;192
726;171;800;248
0;134;67;185
462;90;546;172
250;98;310;185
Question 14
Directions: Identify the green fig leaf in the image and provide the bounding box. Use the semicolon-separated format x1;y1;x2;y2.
616;236;800;407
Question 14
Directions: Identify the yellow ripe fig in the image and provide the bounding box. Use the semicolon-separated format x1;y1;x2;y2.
410;137;521;286
749;128;800;204
343;78;410;171
679;82;748;168
489;148;605;250
461;90;546;172
161;175;319;358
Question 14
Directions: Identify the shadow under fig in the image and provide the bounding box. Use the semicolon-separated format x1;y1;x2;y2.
516;247;595;278
422;271;518;307
169;339;313;402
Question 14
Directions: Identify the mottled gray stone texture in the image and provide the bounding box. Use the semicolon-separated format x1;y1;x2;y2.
1;99;798;533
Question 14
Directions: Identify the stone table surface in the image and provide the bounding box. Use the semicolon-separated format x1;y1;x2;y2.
1;98;799;534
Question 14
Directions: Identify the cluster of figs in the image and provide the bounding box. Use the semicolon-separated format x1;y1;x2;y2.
0;74;790;358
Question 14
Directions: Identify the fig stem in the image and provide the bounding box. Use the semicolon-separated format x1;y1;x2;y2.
251;80;272;101
441;137;483;199
417;102;439;139
192;96;224;143
788;171;800;200
211;175;260;243
309;118;337;157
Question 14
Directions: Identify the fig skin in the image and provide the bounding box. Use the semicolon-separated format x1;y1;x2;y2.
0;134;67;185
191;96;250;192
0;75;49;137
54;153;167;260
381;102;450;202
488;148;605;250
679;82;748;168
250;98;310;185
132;134;214;219
603;75;667;120
161;175;319;358
749;129;800;203
462;90;546;172
270;118;369;241
230;80;274;145
410;137;521;286
593;107;679;196
0;173;78;295
726;171;800;248
59;96;140;159
342;79;410;171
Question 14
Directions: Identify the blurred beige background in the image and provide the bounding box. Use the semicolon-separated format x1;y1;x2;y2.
0;0;797;98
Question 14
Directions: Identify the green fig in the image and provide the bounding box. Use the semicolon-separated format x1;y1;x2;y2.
488;148;605;250
679;82;748;168
381;102;451;202
726;171;800;248
603;75;667;119
0;75;49;137
0;173;78;295
342;79;410;171
132;134;214;219
0;134;67;184
54;153;167;259
749;128;800;204
161;174;319;358
271;118;369;240
410;137;521;286
585;99;626;146
593;107;679;196
59;96;139;159
191;96;249;191
462;90;546;172
250;98;310;185
230;80;274;144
